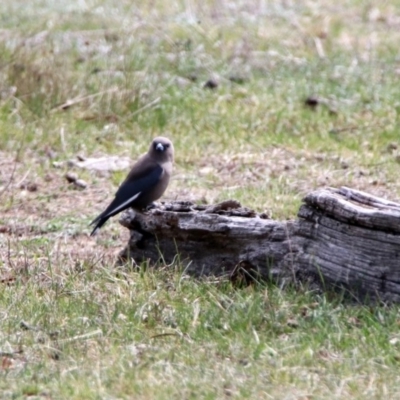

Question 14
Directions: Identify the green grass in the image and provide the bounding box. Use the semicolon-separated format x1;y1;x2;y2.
3;265;400;399
1;0;400;398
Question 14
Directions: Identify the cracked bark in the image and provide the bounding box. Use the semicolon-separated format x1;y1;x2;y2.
119;187;400;302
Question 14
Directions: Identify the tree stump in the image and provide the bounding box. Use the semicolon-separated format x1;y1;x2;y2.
119;187;400;302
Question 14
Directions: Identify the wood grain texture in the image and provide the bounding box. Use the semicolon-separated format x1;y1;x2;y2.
118;187;400;302
297;187;400;302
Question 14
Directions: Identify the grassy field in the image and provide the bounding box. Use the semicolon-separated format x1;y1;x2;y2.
1;0;400;398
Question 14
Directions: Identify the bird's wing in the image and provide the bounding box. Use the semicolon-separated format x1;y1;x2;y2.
91;163;163;224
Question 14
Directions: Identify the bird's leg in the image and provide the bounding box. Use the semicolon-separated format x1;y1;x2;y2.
144;202;157;211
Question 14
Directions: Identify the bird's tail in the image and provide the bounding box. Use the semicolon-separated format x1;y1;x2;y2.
89;216;108;236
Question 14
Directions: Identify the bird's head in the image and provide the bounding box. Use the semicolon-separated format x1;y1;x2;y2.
150;137;174;162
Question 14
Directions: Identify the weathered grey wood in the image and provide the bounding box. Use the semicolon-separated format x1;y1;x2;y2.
296;187;400;302
119;187;400;302
119;200;299;283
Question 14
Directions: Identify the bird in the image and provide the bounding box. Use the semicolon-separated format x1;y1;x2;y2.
90;136;174;236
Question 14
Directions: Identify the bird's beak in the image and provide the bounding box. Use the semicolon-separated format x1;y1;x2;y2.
155;143;164;152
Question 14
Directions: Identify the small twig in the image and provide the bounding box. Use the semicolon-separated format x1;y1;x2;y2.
14;168;31;188
130;96;161;118
57;329;103;343
149;332;183;340
207;292;231;312
0;349;23;358
20;320;41;331
51;87;120;112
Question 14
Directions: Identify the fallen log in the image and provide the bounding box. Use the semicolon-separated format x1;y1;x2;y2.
119;187;400;302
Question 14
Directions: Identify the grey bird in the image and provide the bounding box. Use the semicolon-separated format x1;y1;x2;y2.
90;136;174;236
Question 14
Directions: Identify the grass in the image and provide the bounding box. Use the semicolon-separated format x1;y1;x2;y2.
4;267;400;398
1;0;400;398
